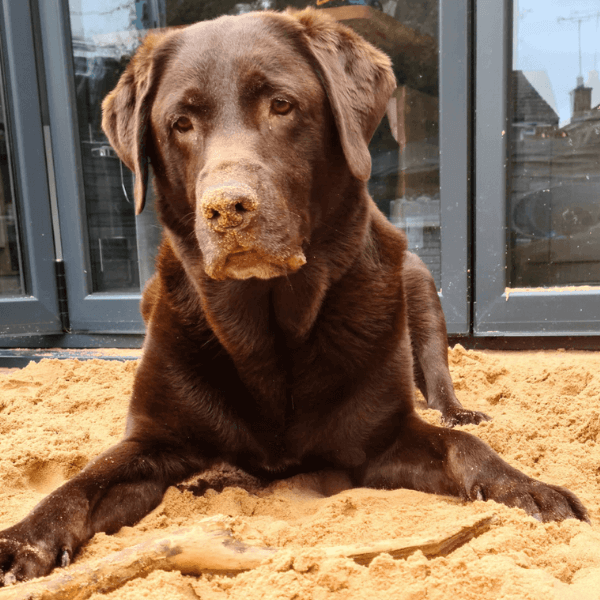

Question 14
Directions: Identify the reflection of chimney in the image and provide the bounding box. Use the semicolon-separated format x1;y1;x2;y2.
585;69;600;107
571;76;592;122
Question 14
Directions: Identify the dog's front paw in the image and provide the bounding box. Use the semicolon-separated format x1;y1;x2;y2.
441;406;491;427
0;526;73;586
469;477;589;523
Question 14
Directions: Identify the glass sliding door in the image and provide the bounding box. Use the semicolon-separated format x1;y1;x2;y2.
475;0;600;335
66;0;445;297
68;0;151;295
37;0;149;333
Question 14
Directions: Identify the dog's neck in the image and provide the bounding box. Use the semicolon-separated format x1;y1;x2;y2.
154;179;373;424
186;183;369;413
270;184;372;341
200;182;371;341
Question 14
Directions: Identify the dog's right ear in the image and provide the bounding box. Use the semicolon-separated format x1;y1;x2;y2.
102;31;170;215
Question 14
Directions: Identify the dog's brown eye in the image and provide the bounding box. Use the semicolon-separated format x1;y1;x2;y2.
174;117;193;132
271;99;293;116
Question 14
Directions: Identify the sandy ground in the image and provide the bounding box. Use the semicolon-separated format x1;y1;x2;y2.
1;346;599;599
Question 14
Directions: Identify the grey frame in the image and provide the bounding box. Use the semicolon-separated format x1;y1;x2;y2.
36;0;145;334
474;0;600;336
439;0;471;334
0;0;61;337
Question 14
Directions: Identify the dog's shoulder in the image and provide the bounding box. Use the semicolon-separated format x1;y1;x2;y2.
142;239;207;329
319;204;408;330
362;202;408;276
140;273;161;324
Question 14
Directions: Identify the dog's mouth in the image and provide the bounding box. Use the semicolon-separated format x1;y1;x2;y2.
206;246;306;281
196;208;308;281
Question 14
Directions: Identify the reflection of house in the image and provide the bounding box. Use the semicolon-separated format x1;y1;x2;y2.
560;87;600;176
510;71;600;287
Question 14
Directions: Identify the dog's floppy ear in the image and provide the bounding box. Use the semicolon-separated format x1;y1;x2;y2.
292;9;396;181
102;31;170;214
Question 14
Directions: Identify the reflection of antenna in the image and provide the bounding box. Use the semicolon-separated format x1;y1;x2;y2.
558;12;600;79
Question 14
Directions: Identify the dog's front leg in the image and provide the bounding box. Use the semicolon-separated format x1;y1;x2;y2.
403;252;490;427
0;439;201;585
357;412;589;523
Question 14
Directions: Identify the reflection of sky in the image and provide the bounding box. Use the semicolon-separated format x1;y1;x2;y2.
69;0;131;39
515;0;600;125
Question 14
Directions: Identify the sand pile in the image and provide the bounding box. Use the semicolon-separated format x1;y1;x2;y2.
0;347;599;599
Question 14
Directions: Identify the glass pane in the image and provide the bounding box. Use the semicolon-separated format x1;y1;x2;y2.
0;50;26;297
68;0;142;293
68;0;440;289
510;0;600;287
357;2;440;289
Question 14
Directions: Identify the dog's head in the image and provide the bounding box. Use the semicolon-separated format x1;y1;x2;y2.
102;9;395;281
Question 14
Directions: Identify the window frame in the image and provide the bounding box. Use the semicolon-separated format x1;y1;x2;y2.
0;0;62;338
439;0;471;334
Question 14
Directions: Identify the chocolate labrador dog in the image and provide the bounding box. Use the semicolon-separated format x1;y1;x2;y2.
0;8;588;585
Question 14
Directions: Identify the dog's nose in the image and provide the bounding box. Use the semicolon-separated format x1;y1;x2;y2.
200;185;258;231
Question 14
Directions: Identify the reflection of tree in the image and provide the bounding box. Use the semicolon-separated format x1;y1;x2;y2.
166;0;323;27
167;0;237;25
70;2;131;17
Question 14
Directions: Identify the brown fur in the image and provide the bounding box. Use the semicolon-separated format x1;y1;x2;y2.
0;8;588;586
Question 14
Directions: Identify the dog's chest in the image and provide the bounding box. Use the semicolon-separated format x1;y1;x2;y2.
235;397;372;473
221;347;397;472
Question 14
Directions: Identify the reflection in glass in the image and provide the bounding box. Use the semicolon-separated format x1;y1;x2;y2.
0;53;26;297
312;1;440;287
68;0;440;288
510;0;600;287
69;0;146;293
355;1;441;289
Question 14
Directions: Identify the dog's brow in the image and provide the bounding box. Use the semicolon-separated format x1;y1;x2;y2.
239;68;305;104
172;90;213;114
240;70;270;92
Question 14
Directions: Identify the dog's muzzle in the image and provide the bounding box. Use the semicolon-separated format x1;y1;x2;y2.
196;181;306;281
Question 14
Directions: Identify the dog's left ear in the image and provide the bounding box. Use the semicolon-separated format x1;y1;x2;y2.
102;31;172;215
292;8;396;181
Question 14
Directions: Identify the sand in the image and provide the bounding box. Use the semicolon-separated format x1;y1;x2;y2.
0;346;599;599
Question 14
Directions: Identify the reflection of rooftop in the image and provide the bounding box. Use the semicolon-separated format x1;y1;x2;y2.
512;71;559;127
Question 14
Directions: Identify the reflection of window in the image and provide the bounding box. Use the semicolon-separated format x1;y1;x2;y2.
0;62;25;297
